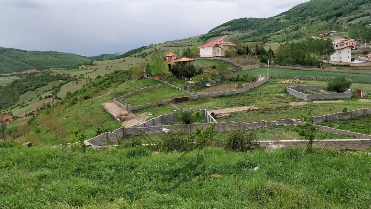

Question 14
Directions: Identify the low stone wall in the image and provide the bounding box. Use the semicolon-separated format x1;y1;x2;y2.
286;86;353;101
87;108;371;147
86;118;303;146
329;61;371;67
312;108;371;123
259;139;371;150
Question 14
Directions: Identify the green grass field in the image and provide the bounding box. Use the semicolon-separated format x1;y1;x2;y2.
112;79;160;97
234;68;371;83
0;76;19;86
194;59;234;68
123;85;188;106
322;115;371;135
1;146;370;208
134;79;371;121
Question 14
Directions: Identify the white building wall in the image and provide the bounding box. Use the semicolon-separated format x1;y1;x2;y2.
200;47;214;58
331;48;351;63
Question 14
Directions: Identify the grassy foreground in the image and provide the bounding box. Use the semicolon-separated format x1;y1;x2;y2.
1;146;371;208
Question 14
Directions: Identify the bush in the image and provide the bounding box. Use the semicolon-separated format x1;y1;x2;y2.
158;132;194;152
125;147;151;158
170;63;203;79
224;130;259;152
327;77;352;93
192;74;210;86
0;140;19;148
174;109;194;124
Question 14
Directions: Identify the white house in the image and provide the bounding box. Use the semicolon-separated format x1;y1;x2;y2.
199;36;235;58
331;47;352;63
330;39;352;63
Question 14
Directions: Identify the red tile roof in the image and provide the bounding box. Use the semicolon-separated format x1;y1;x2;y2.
166;52;176;57
200;36;236;48
174;57;196;63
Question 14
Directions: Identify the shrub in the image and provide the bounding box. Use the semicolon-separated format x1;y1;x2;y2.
0;140;18;148
170;63;203;79
174;109;194;124
224;130;259;152
327;77;352;93
193;74;210;86
125;147;151;158
158;132;194;152
123;137;143;148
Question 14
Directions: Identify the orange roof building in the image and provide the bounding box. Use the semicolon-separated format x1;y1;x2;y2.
165;52;177;65
174;57;196;63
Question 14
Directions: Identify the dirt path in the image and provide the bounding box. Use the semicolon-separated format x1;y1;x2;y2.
290;102;308;106
313;100;344;104
359;99;371;103
102;103;130;118
123;113;149;128
210;106;259;115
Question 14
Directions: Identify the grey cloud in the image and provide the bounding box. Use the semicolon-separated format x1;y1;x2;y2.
0;0;308;56
0;0;42;8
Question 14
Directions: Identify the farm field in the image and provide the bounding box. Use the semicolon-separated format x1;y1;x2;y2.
322;115;371;135
134;79;371;120
1;146;371;208
0;76;19;86
112;79;160;97
123;85;188;106
57;79;90;98
56;57;145;79
234;68;371;83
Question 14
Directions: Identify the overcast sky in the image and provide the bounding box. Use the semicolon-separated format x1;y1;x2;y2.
0;0;309;56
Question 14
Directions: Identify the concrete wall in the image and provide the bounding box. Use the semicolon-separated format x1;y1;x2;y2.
286;86;353;101
200;47;214;58
87;108;371;147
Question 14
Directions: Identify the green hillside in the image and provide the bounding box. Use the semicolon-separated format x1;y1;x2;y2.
0;47;92;74
202;0;371;42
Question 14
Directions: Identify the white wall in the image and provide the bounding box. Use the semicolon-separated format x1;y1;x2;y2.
200;47;214;58
331;48;351;63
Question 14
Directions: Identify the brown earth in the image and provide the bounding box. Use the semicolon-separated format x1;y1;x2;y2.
210;106;259;115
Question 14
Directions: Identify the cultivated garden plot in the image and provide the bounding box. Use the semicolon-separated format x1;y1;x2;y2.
321;115;371;135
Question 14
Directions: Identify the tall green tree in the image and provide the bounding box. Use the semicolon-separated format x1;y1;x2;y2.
148;49;168;76
348;25;359;39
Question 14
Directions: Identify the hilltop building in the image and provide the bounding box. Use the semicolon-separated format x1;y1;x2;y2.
199;36;235;58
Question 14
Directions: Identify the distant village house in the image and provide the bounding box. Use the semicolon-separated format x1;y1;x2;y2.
199;36;235;58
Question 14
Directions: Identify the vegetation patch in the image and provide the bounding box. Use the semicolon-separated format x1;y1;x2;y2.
321;115;371;135
1;146;371;208
123;85;187;106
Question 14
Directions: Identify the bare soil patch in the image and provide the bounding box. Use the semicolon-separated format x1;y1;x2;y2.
313;100;344;104
359;99;371;103
210;106;259;115
199;83;238;93
290;102;308;106
123;113;149;128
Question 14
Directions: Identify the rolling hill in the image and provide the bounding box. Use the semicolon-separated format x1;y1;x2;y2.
201;0;371;43
0;47;92;74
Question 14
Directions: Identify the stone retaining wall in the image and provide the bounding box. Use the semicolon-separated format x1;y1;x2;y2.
286;86;353;101
268;64;371;75
87;108;371;147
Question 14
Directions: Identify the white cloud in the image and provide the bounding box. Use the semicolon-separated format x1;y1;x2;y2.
0;0;309;56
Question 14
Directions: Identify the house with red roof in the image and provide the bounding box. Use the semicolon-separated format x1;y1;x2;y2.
199;36;235;58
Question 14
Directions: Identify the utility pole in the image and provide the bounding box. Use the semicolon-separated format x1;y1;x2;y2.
267;60;270;78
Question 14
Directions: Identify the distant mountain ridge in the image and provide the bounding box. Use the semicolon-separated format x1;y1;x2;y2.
0;47;92;74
